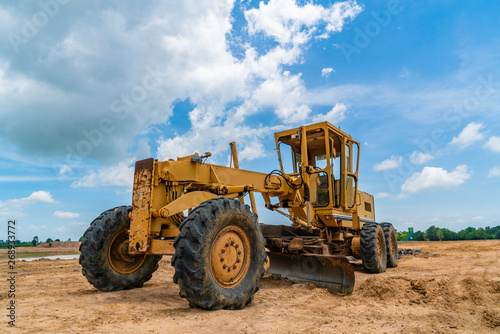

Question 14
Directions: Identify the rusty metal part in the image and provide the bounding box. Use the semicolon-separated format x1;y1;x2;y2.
209;225;251;288
108;228;147;274
148;239;175;255
129;158;154;253
267;252;355;294
288;238;304;251
350;235;361;258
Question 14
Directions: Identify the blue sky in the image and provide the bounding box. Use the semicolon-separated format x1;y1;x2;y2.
1;0;499;242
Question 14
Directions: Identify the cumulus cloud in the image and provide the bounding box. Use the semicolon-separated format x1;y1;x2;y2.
450;122;485;148
484;136;500;152
0;0;363;168
375;192;390;198
488;166;500;177
238;140;267;161
53;211;80;219
409;151;434;165
0;191;57;221
251;71;312;124
25;191;57;203
401;165;471;194
373;155;402;171
321;67;334;77
245;0;362;45
312;103;347;124
71;161;134;188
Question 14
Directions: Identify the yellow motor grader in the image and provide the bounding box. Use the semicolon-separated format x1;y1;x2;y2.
80;121;398;310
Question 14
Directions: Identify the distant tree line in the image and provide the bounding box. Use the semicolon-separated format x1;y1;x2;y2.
0;236;73;249
397;225;500;241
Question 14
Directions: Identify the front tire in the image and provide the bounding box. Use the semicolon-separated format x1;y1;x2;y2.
360;223;387;273
172;198;266;310
380;222;398;268
79;206;162;291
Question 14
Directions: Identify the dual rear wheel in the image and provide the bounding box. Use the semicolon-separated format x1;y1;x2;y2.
360;222;398;273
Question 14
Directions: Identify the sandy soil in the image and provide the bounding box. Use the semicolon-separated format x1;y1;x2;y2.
1;240;499;333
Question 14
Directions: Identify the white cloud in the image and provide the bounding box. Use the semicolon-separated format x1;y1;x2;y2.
53;211;81;219
487;166;500;177
373;156;402;171
23;191;57;204
312;103;347;124
321;67;334;77
252;71;311;123
245;0;362;45
59;165;73;176
484;136;500;152
157;120;281;163
152;1;363;161
450;122;485;148
71;161;134;188
0;0;364;173
401;165;471;194
375;192;390;198
409;151;434;165
238;140;267;161
0;191;57;222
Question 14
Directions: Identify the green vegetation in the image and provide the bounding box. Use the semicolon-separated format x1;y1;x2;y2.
397;225;500;241
0;240;37;249
0;235;81;249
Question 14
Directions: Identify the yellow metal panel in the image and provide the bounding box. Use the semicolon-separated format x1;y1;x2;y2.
148;239;175;255
156;191;219;218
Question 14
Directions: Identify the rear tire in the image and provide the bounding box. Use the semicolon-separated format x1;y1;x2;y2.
380;222;398;268
172;198;266;310
79;206;162;291
360;223;387;273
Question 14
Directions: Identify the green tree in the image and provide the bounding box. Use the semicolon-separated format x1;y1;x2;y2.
54;239;61;242
31;236;39;246
414;230;425;241
426;226;439;241
79;236;84;242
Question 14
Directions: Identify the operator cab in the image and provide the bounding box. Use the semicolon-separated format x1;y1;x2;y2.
275;122;359;212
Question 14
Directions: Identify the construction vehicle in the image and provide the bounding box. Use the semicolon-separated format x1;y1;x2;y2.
79;121;398;310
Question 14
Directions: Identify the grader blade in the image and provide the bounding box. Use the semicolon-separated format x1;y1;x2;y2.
267;253;355;294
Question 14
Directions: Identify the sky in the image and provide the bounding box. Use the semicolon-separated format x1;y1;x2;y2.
0;0;499;243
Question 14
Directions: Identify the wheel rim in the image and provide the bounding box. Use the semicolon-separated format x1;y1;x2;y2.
210;225;251;288
108;228;147;274
389;234;396;257
376;233;383;264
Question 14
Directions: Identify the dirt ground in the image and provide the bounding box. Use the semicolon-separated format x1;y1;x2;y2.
1;240;499;333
